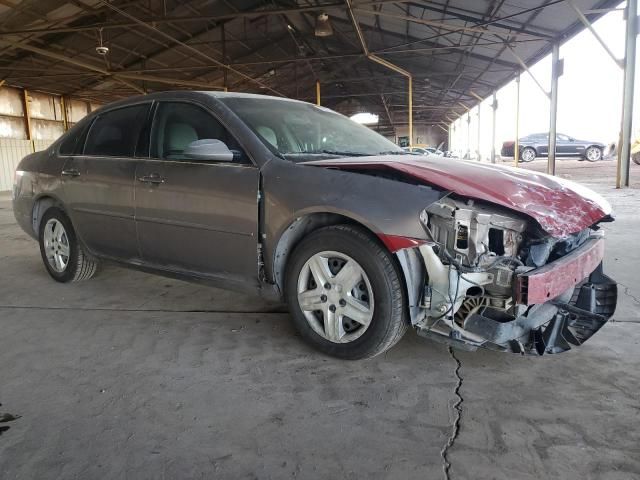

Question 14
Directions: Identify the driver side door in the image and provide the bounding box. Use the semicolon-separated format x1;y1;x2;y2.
134;101;260;287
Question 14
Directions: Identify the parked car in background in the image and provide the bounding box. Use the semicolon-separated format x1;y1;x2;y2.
402;147;424;155
402;146;444;156
501;133;605;162
13;92;616;359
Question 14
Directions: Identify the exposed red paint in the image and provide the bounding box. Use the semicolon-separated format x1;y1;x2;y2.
516;236;605;305
304;156;612;238
377;234;431;252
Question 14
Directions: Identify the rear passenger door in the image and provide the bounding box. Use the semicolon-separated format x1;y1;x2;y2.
536;134;549;156
61;102;151;260
134;101;260;286
556;134;577;156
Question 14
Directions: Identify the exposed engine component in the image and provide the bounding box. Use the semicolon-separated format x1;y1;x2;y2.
413;197;615;355
420;197;528;306
423;196;528;269
454;296;488;326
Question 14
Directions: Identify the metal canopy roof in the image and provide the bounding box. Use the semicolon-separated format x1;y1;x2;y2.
0;0;621;134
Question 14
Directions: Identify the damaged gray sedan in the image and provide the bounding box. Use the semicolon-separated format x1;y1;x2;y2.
12;92;617;359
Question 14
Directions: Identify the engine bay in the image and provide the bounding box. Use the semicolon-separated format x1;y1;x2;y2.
411;196;615;354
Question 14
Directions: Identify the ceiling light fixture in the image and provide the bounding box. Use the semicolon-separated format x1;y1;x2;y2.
95;28;109;55
315;13;333;37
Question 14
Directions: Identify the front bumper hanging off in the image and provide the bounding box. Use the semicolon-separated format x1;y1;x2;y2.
474;263;616;355
416;235;617;355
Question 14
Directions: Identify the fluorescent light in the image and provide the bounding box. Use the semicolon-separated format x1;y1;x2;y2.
350;113;379;125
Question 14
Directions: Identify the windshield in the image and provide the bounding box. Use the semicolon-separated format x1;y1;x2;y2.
220;97;405;161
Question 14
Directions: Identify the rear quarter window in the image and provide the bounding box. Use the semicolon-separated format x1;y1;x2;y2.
58;120;92;155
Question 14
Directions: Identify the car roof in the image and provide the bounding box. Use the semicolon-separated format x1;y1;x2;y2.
87;90;323;119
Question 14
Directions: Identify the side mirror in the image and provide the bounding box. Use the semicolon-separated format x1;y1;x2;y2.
183;139;234;162
569;137;575;142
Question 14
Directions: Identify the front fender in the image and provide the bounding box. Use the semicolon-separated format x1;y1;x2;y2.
261;159;443;284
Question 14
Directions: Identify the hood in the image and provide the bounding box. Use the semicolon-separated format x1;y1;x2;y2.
303;155;612;238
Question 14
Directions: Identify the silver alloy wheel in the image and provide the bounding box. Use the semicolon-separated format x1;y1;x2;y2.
521;148;535;162
586;146;601;161
296;251;374;343
43;218;70;273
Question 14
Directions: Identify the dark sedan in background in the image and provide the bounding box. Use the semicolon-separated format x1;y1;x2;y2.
501;133;605;162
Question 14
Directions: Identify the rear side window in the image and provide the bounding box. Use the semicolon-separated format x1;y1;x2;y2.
84;104;150;157
59;120;92;155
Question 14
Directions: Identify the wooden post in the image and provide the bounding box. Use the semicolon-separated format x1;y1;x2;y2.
61;96;69;131
22;88;34;152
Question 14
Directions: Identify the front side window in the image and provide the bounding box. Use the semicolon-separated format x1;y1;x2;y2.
84;103;150;157
220;97;405;162
150;102;246;162
557;134;570;141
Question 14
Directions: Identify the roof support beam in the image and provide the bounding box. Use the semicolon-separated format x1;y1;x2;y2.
505;43;550;98
566;0;624;68
0;38;222;91
345;0;413;145
0;3;346;36
96;0;282;95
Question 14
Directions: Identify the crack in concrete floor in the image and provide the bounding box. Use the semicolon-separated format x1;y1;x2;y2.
618;281;640;306
441;346;463;480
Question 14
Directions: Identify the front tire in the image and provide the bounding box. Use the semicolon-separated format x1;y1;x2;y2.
585;146;602;162
38;208;99;283
520;147;536;162
285;225;408;359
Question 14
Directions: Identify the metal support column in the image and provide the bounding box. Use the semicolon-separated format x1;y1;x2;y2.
490;91;497;164
514;75;520;167
222;23;228;92
476;105;481;161
316;80;321;106
617;0;637;188
408;76;413;147
548;44;560;175
466;111;471;159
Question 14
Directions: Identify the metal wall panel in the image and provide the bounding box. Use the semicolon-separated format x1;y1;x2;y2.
0;115;27;139
0;138;33;191
0;87;25;117
31;119;64;140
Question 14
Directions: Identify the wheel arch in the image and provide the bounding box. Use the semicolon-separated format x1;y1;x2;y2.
271;211;421;324
272;212;383;292
31;194;67;236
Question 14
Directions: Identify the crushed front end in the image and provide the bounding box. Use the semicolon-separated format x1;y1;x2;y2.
403;197;617;355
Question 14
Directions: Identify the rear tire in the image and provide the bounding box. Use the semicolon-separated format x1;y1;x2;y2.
38;208;99;283
520;147;536;162
285;225;408;359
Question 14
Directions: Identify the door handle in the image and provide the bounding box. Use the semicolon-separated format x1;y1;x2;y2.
137;173;166;184
61;168;80;177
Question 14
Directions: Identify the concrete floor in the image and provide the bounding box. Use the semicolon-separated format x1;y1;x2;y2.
1;159;639;479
